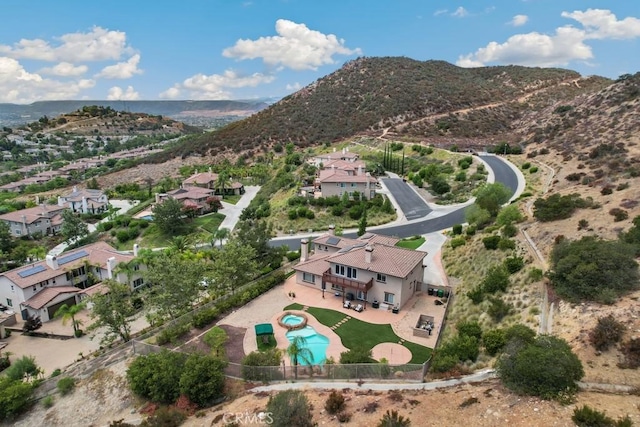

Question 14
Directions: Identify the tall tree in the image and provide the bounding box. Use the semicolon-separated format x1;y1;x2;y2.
0;222;15;255
212;227;230;247
357;204;367;237
210;239;257;295
152;197;184;235
61;209;89;244
54;302;85;336
287;336;313;380
215;170;231;199
143;253;206;319
89;280;136;343
475;182;511;217
234;219;274;266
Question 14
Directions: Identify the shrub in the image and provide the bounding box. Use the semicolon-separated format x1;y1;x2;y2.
609;208;629;222
155;321;191;345
577;219;589;230
440;335;480;363
619;338;640;369
266;390;314;427
42;395;54;408
56;377;76;396
0;377;34;420
497;335;583;400
466;286;484;304
498;238;516;250
483;329;507;356
50;368;62;378
337;412;352;423
4;355;40;381
429;353;459;373
521;162;531;170
482;265;509;293
589;315;625;352
377;410;411;427
451;224;463;235
488;297;512;322
340;346;373;364
504;324;536;346
572;405;632;427
504;256;525;274
529;167;538;173
501;223;518;238
450;237;466;249
482;235;501;250
142;406;186;427
191;307;219;329
601;186;614;195
127;350;188;404
324;390;346;415
457;321;482;340
179;354;226;406
241;349;282;382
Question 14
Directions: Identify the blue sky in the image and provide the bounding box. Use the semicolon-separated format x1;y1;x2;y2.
0;1;638;103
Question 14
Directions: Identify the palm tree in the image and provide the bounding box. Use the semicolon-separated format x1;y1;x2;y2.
216;171;231;199
169;235;193;253
377;410;411;427
287;336;313;380
27;246;47;262
212;227;230;247
54;303;86;337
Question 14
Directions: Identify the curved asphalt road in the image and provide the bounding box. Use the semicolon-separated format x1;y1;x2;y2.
381;178;432;220
270;155;519;250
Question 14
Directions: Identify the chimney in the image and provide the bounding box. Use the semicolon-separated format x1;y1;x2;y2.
107;257;117;280
45;254;59;270
133;243;139;257
358;166;363;176
300;238;309;262
342;148;346;155
365;245;374;263
328;224;335;235
35;195;40;204
155;193;161;204
72;185;77;193
82;196;88;214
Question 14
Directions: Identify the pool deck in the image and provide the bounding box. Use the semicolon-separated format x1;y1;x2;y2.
219;273;447;366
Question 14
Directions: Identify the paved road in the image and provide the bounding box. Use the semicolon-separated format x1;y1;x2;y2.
270;155;519;250
381;178;432;220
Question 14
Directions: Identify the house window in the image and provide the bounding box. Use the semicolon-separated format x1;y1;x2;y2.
15;230;21;235
351;183;357;187
133;265;140;271
376;273;387;283
340;183;346;188
334;265;345;276
347;267;357;279
32;286;36;292
10;285;14;292
133;278;144;288
302;272;315;283
384;292;395;304
6;298;12;307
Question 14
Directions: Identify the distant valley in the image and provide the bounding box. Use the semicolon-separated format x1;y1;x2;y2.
0;99;270;129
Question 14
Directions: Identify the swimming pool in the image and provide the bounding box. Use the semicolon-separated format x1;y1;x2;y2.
140;214;154;221
286;325;329;365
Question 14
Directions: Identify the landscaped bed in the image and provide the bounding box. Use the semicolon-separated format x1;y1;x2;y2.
285;303;432;364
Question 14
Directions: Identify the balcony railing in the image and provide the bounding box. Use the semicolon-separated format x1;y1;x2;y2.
322;269;373;292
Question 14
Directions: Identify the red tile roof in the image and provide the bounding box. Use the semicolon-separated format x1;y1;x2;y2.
0;204;66;225
22;286;79;310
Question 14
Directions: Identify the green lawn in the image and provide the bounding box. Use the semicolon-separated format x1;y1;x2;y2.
220;194;241;205
193;213;226;233
396;237;426;250
257;334;277;351
284;303;432;364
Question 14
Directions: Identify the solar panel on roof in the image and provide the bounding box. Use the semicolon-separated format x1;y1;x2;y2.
326;236;340;245
58;250;89;265
17;265;46;278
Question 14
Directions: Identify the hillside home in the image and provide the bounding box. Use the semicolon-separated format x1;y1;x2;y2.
0;204;66;237
310;147;359;167
293;232;425;310
156;186;220;215
0;241;145;323
314;162;377;200
182;170;245;196
58;186;109;214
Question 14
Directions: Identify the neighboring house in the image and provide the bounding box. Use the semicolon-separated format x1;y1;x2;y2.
156;186;220;215
0;204;67;237
58;186;109;214
293;232;425;310
0;181;25;193
183;170;245;196
0;241;145;323
314;163;377;200
310;148;359;167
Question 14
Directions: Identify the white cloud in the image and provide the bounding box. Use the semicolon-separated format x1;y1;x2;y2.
457;8;640;68
561;9;640;39
161;69;275;100
40;61;88;76
509;14;529;27
222;19;361;71
452;7;468;18
96;54;143;79
107;85;139;100
434;9;448;17
286;82;302;91
0;57;95;103
0;26;133;62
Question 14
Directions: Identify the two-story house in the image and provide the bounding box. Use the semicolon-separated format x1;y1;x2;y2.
293;232;425;310
58;186;109;214
156;186;220;216
310;148;359;167
0;241;145;323
314;163;377;200
0;204;66;237
183;170;245;196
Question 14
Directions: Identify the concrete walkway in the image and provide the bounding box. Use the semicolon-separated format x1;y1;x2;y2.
218;185;260;232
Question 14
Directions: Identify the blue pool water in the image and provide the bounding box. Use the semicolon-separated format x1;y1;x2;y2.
140;214;154;221
286;325;329;365
282;314;305;326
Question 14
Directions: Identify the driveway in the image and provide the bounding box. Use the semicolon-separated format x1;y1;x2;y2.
380;178;431;220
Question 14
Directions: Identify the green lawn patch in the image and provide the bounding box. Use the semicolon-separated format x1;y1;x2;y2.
305;306;432;364
396;236;426;250
193;213;226;233
257;334;277;351
220;194;241;205
284;303;304;311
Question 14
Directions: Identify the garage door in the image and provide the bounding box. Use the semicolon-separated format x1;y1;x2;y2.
47;296;77;320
